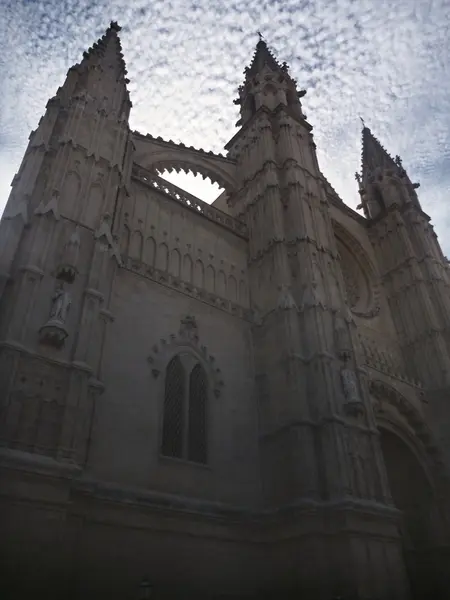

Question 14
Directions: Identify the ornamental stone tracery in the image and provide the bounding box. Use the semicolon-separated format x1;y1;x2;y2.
333;222;381;318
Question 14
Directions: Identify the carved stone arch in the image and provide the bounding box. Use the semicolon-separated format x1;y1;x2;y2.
132;135;238;194
333;220;381;318
149;154;234;192
169;248;181;278
369;379;442;469
147;316;225;399
129;230;143;260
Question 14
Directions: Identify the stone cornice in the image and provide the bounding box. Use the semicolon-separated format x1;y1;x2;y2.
71;476;401;528
121;256;253;322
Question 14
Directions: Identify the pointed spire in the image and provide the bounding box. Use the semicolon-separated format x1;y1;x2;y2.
80;21;128;82
245;38;285;79
361;125;400;178
69;21;131;119
234;36;305;127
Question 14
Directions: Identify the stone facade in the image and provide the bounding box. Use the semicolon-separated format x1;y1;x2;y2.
1;22;449;600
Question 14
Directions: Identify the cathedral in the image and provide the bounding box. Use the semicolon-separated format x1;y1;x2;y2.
1;21;450;600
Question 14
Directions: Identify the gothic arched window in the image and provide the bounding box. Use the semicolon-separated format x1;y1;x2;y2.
161;355;208;464
161;356;185;459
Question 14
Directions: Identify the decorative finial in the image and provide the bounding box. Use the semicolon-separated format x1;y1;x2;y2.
355;172;361;185
257;31;265;42
359;116;365;128
394;155;403;168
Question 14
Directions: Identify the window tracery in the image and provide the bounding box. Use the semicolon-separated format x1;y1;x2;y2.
161;353;208;464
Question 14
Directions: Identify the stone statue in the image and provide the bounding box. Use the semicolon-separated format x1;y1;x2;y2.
50;285;71;323
341;366;360;404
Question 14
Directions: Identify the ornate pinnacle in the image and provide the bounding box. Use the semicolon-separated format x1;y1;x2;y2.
394;155;403;168
354;172;361;185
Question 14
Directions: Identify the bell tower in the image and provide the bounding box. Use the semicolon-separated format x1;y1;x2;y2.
0;22;132;465
225;41;409;596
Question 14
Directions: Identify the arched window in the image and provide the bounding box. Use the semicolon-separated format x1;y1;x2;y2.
161;356;184;458
161;355;208;464
188;364;207;463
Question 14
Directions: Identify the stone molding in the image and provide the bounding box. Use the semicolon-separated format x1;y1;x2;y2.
147;316;225;398
132;166;248;238
333;220;381;318
132;131;238;193
72;476;401;527
369;379;439;460
122;255;254;322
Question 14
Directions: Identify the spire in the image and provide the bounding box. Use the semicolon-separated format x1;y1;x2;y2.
245;38;285;79
70;21;131;119
234;36;306;127
358;124;421;218
80;21;128;82
361;126;403;179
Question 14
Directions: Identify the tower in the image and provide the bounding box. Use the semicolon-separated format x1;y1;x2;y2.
0;21;132;465
359;126;450;469
226;40;409;597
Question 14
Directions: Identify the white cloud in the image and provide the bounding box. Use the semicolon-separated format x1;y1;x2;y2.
0;0;449;251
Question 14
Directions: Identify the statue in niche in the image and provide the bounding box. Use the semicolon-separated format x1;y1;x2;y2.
39;284;72;348
341;366;360;404
340;356;365;420
49;285;72;323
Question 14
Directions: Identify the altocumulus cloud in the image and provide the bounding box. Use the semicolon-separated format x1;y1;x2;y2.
1;0;449;251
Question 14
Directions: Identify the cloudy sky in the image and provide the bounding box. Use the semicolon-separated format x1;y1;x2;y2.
1;0;449;251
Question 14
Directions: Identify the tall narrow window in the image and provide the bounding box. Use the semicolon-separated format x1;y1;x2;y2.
161;356;184;458
188;364;207;463
161;355;208;464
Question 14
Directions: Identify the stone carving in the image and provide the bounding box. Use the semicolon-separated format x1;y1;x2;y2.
333;223;381;318
341;363;365;419
39;284;71;348
335;313;352;361
147;318;224;397
340;258;360;308
34;189;60;220
179;315;198;343
94;213;122;265
50;286;72;323
56;227;80;283
277;284;297;310
341;367;359;403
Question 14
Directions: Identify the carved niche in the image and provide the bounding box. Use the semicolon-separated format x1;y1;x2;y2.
39;284;72;348
56;226;81;283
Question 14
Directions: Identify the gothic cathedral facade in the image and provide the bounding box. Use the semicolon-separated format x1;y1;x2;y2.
1;22;449;600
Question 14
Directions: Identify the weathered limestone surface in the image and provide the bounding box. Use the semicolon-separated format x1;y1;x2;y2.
0;23;449;600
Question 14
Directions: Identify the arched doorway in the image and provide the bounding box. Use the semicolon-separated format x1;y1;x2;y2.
379;428;439;598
